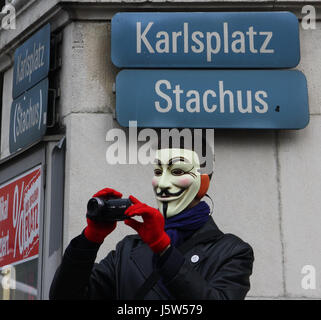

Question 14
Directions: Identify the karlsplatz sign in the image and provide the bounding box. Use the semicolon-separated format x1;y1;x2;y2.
116;69;309;129
111;12;300;68
0;166;42;269
12;24;50;99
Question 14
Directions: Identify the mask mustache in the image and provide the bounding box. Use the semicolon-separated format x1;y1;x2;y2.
156;188;186;198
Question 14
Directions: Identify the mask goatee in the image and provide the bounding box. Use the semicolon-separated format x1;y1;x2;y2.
163;202;168;219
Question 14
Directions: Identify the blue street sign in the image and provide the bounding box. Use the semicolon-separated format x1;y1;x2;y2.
111;12;300;68
12;24;50;99
9;78;49;154
116;70;309;129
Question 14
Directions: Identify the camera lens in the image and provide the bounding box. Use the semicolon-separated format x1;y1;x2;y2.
87;197;105;213
87;198;98;212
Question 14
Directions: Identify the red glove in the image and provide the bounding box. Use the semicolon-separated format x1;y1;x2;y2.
124;195;171;253
84;188;122;244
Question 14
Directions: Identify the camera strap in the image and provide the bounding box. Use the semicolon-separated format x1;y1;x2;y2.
135;229;224;300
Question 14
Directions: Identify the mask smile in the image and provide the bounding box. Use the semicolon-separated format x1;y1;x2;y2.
155;188;186;201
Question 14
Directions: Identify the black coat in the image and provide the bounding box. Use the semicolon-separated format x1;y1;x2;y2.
49;218;254;300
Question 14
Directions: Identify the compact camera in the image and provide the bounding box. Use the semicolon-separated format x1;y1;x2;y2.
86;198;132;222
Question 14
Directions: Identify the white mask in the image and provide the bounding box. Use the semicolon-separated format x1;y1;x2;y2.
152;148;201;218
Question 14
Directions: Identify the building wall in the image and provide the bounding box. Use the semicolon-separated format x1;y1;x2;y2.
0;1;320;299
215;23;321;299
58;19;321;299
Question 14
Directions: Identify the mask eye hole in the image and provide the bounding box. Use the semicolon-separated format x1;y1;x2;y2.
171;168;185;176
154;168;163;176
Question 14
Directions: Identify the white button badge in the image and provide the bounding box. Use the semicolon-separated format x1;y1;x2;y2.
191;255;200;263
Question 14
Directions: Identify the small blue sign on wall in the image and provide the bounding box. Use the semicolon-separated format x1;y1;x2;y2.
112;12;300;68
116;70;309;129
12;24;50;99
9;78;49;154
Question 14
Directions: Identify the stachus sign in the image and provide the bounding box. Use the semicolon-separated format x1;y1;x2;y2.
111;12;300;68
116;70;309;129
12;24;50;99
9;78;48;154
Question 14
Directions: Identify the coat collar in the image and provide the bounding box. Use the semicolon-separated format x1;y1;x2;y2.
130;217;223;297
191;216;222;238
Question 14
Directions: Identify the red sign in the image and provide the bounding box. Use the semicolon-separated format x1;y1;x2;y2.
0;165;42;268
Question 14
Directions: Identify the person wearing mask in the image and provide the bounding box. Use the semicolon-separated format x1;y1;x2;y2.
49;139;254;300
